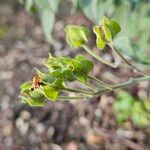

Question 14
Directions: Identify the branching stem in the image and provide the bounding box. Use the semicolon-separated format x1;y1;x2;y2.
82;45;117;68
94;76;150;95
63;87;93;96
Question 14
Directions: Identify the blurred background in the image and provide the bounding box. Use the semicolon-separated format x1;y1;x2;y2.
0;0;150;150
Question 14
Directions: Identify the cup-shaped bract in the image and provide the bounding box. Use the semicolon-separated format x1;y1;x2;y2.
65;25;90;48
93;16;121;50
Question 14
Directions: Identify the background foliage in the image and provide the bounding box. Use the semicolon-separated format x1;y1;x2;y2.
22;0;150;64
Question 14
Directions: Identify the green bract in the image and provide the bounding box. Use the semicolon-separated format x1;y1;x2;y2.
65;25;90;48
93;16;121;49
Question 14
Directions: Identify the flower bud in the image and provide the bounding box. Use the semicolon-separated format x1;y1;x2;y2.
65;25;90;48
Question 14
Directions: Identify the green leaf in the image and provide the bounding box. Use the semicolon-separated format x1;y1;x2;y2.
44;56;65;71
25;98;44;107
102;23;112;42
52;78;64;89
93;26;107;49
43;85;58;100
65;25;90;48
93;17;121;49
41;9;55;43
114;91;134;111
63;69;76;82
20;92;44;107
33;0;60;43
52;70;63;78
80;60;94;73
102;16;121;38
74;55;86;61
109;20;121;38
29;87;44;100
73;58;93;83
144;101;150;111
21;82;32;90
25;0;33;11
73;70;87;83
35;68;56;84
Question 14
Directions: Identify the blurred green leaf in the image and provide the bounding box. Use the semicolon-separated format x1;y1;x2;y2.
25;0;33;11
43;85;58;100
0;26;8;39
52;70;63;78
113;90;150;127
24;97;44;107
29;87;44;100
93;26;107;49
52;78;64;89
114;90;134;111
23;0;60;43
63;69;75;82
73;59;93;82
21;82;32;90
109;20;121;38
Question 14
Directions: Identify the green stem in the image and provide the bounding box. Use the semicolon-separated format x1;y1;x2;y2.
109;43;146;75
88;75;112;90
85;82;97;91
58;96;85;100
82;45;117;68
94;76;150;95
63;87;93;96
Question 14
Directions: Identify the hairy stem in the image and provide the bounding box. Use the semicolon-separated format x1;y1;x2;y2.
82;45;117;68
63;87;93;96
58;96;85;100
85;82;97;91
88;75;112;90
94;76;150;95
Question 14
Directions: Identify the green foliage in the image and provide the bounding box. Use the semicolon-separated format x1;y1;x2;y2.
21;0;150;64
44;55;93;83
0;26;8;39
22;0;60;43
43;85;58;100
93;17;121;49
20;55;94;106
65;25;90;48
19;15;150;131
21;87;44;107
73;0;150;64
113;91;150;127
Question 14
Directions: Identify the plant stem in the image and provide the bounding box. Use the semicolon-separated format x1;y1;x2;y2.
63;87;93;96
58;96;85;100
94;76;150;95
85;82;97;91
109;43;146;75
88;75;112;90
82;45;117;68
